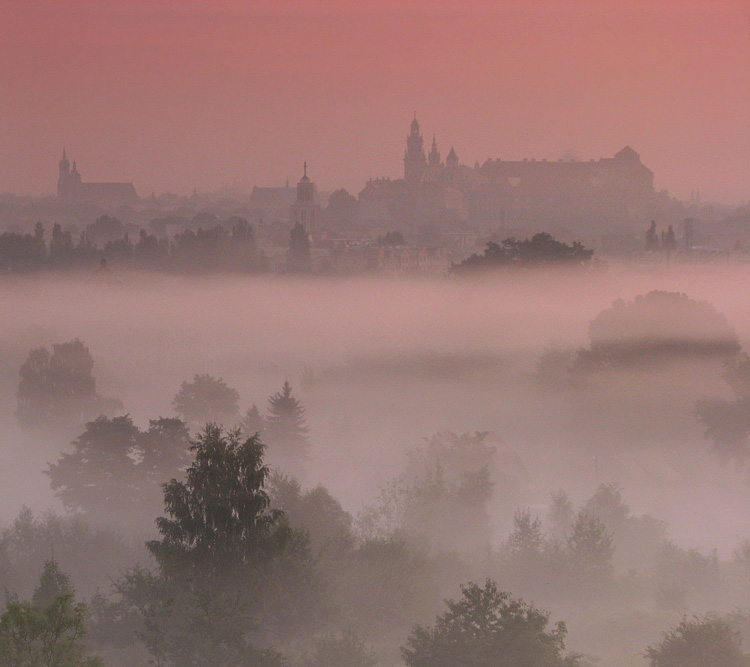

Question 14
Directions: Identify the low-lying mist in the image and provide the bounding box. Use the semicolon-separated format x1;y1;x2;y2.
2;265;750;666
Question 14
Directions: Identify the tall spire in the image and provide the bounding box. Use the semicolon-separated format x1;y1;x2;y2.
303;161;307;178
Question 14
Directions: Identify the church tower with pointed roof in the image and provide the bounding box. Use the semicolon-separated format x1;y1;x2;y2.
404;114;427;186
428;133;442;167
290;161;321;235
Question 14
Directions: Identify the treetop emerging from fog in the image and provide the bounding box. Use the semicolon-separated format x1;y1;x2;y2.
587;290;740;362
451;233;595;274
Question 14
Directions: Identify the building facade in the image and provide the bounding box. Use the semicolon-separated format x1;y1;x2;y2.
57;149;138;204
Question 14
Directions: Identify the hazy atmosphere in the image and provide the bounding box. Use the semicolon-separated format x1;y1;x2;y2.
1;2;750;667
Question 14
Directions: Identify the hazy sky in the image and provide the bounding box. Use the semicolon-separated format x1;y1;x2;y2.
1;0;749;203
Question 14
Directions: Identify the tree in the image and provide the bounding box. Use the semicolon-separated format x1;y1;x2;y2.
585;291;740;364
264;381;310;476
401;579;579;667
452;232;594;274
148;424;290;580
645;615;750;667
116;426;312;666
0;561;103;667
172;374;240;429
566;512;614;587
645;220;659;251
240;403;265;438
287;221;311;273
16;339;123;429
47;415;192;529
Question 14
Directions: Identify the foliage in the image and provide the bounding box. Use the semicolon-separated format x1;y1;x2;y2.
357;432;495;553
46;415;191;528
585;291;740;364
265;381;310;476
645;615;750;667
401;579;578;667
172;374;240;429
0;562;103;667
696;353;750;467
565;512;614;586
16;339;123;429
452;232;594;273
112;426;319;666
147;424;290;580
0;508;139;603
287;222;311;273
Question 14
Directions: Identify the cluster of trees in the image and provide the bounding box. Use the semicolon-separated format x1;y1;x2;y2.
4;425;747;666
16;339;122;431
0;217;264;274
451;232;595;274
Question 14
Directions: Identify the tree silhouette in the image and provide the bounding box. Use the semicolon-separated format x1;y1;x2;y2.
264;381;310;475
287;221;311;273
402;579;579;667
646;615;749;667
16;339;123;429
172;374;240;429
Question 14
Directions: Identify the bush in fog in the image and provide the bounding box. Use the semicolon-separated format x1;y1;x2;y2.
172;373;240;428
16;339;122;429
401;579;580;667
585;291;740;365
645;615;750;667
565;511;614;590
47;415;191;529
0;560;103;666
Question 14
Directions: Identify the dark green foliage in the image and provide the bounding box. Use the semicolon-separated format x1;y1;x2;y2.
645;615;750;667
16;339;123;429
0;562;103;667
452;232;594;273
147;425;290;580
172;374;240;429
401;579;578;667
112;426;321;665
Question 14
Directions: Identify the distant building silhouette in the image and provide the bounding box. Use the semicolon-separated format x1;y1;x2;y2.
57;149;138;204
361;116;658;232
289;162;321;235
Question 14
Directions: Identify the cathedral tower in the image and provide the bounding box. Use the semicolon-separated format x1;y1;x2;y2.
404;114;427;186
57;148;70;198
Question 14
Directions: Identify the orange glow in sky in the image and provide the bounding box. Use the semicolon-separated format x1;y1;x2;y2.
1;0;749;202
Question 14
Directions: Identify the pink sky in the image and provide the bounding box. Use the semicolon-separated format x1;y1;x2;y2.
1;0;748;203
